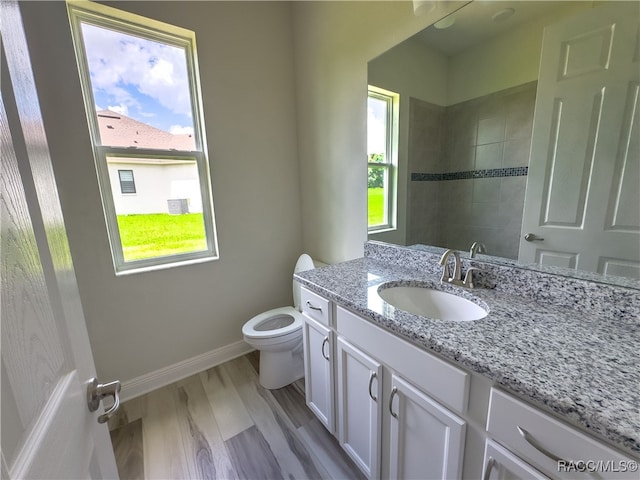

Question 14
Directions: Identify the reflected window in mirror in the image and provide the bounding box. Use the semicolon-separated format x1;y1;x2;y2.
368;86;398;232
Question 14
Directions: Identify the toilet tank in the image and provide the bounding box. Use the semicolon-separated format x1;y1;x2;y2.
293;254;315;311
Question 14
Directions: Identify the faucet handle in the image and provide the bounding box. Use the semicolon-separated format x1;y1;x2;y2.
463;267;483;288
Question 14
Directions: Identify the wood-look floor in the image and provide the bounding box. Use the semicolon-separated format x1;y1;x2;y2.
109;352;365;480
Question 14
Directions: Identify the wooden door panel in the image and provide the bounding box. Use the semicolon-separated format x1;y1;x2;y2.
1;1;118;476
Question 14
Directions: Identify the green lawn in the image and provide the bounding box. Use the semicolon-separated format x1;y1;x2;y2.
117;213;207;261
368;187;385;227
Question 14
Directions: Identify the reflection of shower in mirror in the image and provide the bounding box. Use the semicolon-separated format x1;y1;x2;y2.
368;1;639;281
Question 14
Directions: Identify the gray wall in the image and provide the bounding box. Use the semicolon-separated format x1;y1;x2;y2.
18;0;466;385
292;1;465;264
368;35;449;246
21;1;302;384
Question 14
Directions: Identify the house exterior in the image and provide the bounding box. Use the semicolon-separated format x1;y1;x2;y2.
97;110;202;214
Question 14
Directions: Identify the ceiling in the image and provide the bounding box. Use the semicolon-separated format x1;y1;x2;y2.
415;1;594;56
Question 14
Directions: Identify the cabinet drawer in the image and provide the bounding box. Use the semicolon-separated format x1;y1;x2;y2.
301;287;331;326
487;388;637;479
336;306;469;413
482;438;549;480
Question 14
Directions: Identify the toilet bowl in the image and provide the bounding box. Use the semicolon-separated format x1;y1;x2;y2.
242;254;315;389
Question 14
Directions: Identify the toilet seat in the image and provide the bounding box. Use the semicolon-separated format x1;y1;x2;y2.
242;306;303;340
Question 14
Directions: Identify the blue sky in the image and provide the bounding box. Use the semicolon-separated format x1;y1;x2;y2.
81;22;194;135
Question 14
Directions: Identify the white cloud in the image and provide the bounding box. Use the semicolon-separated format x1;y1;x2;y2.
81;23;192;119
169;125;194;135
107;104;129;116
367;105;387;154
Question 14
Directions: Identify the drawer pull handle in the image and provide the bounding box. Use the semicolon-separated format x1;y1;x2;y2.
306;301;322;312
517;426;569;464
321;337;330;360
389;386;398;418
482;456;495;480
368;372;377;402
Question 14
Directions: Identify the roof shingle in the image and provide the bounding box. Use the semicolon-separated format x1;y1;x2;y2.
97;110;195;151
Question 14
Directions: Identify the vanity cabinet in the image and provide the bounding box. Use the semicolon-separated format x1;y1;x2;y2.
486;389;639;480
389;373;466;480
482;439;549;480
336;305;468;480
336;337;382;479
301;288;334;434
299;286;637;480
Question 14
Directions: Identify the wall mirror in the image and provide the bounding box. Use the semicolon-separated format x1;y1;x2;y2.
367;0;639;285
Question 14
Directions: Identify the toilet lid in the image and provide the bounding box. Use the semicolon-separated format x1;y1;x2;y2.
293;254;315;311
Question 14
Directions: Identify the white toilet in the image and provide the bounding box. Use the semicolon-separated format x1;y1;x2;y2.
242;254;315;389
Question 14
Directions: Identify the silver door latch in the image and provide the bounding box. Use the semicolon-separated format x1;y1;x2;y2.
87;378;121;424
524;233;544;242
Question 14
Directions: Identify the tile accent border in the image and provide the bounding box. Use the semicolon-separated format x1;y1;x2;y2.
411;166;528;181
120;340;254;402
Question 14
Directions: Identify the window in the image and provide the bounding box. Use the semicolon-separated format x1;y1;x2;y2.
118;170;136;194
67;1;219;274
368;87;398;232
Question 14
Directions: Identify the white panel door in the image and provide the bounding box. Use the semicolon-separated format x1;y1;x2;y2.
302;315;335;434
388;374;466;480
519;2;640;278
1;1;119;478
336;337;382;479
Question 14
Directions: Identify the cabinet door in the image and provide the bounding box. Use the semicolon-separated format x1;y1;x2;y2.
303;315;334;433
482;439;549;480
337;337;383;479
389;374;466;480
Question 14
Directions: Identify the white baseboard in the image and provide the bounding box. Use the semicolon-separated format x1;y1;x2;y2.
120;340;254;402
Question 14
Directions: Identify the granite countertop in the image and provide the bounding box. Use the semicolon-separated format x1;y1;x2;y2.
294;257;640;458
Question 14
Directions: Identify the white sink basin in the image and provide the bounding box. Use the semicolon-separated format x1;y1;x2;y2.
377;285;488;321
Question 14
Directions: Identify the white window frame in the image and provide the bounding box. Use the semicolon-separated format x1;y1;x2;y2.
368;86;398;233
67;1;219;275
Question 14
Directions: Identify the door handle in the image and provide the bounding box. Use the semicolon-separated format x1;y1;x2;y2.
321;337;330;360
524;233;544;242
517;426;570;464
368;371;377;402
87;378;121;424
483;456;495;480
389;386;398;418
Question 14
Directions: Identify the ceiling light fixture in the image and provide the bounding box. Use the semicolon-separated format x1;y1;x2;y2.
434;15;456;29
413;0;436;16
492;8;515;23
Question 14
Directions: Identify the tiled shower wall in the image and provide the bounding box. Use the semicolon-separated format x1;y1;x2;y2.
407;82;536;259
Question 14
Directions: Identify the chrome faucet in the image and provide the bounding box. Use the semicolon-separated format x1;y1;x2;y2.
439;249;461;284
469;241;487;258
440;249;481;288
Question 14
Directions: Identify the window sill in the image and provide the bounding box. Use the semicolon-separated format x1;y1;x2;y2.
114;253;219;276
368;226;396;235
